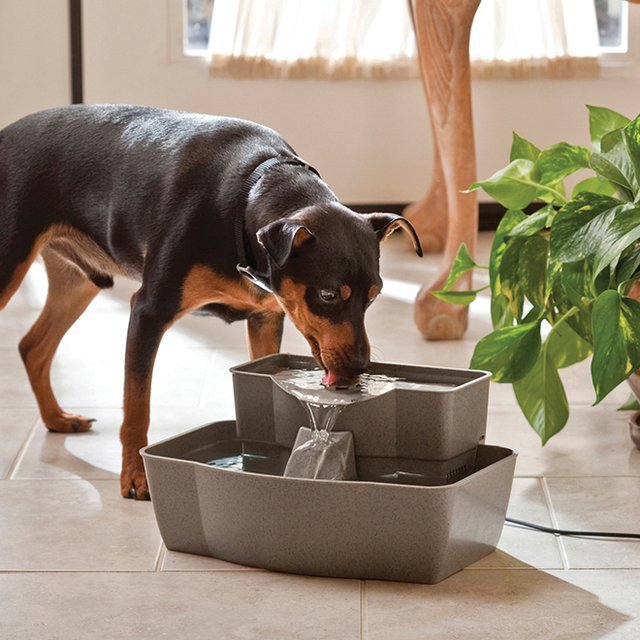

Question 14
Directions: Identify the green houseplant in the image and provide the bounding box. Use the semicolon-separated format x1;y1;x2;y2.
435;105;640;443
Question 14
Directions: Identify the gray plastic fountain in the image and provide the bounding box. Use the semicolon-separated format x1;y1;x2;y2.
141;354;516;584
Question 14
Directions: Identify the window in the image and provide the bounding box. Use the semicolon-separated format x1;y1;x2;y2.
183;0;629;59
184;0;214;56
595;0;628;53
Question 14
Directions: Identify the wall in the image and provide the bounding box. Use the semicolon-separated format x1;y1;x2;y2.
2;0;640;204
0;0;70;127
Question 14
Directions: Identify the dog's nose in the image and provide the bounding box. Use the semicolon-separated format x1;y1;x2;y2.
348;361;368;376
347;342;370;375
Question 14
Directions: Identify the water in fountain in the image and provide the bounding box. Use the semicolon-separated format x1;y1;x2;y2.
205;367;469;484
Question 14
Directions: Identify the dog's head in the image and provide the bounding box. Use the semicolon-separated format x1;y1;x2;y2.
253;203;422;386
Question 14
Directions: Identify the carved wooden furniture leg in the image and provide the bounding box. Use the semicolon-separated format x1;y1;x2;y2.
402;136;447;254
411;0;480;340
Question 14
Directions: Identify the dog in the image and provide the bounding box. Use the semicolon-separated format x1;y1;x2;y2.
0;104;422;499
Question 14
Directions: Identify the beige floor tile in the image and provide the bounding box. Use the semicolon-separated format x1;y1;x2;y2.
0;407;39;478
0;309;38;347
546;477;640;569
12;406;221;480
0;572;361;640
199;349;250;411
365;569;632;640
44;345;213;408
547;569;640;639
0;480;161;571
467;478;564;569
488;404;640;477
162;548;263;571
0;348;37;407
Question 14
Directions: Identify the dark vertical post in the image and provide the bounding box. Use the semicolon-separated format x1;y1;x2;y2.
69;0;83;104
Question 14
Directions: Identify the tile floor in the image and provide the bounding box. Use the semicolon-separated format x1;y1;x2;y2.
2;232;640;639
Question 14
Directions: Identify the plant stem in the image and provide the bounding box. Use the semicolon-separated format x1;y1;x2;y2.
547;306;579;337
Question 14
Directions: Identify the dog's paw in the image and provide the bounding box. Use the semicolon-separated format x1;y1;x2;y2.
120;464;150;501
44;412;96;433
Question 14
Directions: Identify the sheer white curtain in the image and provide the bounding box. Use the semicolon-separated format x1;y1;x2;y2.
208;0;600;80
470;0;600;78
208;0;417;79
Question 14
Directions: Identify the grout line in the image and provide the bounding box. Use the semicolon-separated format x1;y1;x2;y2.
0;568;268;574
541;477;571;570
153;543;167;572
4;415;40;480
359;580;367;640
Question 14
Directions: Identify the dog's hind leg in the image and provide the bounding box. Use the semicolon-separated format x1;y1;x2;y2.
18;247;101;433
0;228;55;311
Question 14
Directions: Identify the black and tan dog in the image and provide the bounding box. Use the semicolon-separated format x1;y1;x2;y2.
0;105;422;499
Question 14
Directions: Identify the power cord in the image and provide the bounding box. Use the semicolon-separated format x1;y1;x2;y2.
505;517;640;540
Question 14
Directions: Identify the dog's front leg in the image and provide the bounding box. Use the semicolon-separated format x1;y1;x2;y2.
120;294;171;500
246;311;285;360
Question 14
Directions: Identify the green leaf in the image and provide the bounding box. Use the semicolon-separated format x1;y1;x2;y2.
586;105;630;153
489;210;527;328
618;393;640;411
550;192;622;263
554;269;594;343
560;260;594;309
622;115;640;200
499;237;526;321
441;243;479;291
591;290;640;403
513;347;569;444
507;205;553;238
590;128;638;200
571;176;617;198
547;318;592;369
591;205;640;276
510;132;541;162
536;142;590;185
470;322;541;383
468;159;542;210
520;235;548;309
617;245;640;283
431;289;481;305
546;259;563;300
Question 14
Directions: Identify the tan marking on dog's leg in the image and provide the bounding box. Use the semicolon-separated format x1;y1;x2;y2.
120;300;171;500
18;248;100;433
246;312;285;360
120;376;155;501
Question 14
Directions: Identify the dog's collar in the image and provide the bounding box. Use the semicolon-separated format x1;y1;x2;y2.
235;155;320;292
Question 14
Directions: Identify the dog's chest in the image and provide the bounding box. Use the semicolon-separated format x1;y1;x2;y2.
178;264;281;319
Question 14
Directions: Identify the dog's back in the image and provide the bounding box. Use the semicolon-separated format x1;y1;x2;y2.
0;104;293;302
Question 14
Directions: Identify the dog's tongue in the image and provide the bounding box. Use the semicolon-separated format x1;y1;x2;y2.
322;370;357;389
322;370;341;388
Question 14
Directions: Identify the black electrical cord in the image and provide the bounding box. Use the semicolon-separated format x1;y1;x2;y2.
506;516;640;540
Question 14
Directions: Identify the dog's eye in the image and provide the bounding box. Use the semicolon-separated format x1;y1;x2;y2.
318;289;339;303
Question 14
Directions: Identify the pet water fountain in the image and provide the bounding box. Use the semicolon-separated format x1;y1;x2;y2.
142;354;517;584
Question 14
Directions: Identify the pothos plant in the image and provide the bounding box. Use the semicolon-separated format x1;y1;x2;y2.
435;105;640;444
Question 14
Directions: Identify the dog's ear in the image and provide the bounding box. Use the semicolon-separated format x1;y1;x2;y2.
257;219;315;268
364;213;423;257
